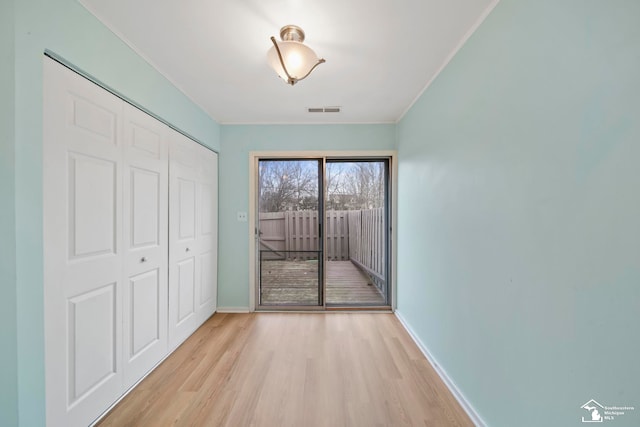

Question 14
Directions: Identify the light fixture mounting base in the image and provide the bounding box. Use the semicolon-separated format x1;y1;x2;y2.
280;25;305;42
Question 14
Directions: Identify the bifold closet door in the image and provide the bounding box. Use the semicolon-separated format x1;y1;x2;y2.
44;59;169;426
194;142;218;325
44;57;217;426
121;103;169;389
168;133;218;349
44;59;126;427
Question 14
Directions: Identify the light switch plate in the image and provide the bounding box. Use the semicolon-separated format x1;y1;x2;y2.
237;211;248;222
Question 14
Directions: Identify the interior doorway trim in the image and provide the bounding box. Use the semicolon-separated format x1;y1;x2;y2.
248;150;397;312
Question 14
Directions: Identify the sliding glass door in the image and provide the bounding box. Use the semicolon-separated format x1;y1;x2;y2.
325;160;389;306
258;159;323;306
256;156;390;309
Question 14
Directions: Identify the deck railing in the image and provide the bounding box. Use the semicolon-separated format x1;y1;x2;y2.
258;209;385;288
347;209;385;289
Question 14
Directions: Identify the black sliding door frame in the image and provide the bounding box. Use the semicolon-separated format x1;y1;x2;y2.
253;153;393;311
257;158;324;309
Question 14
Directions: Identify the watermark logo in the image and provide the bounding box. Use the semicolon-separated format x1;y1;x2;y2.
581;400;604;423
580;399;636;423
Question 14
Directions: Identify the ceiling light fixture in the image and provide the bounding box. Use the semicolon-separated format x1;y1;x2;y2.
267;25;325;86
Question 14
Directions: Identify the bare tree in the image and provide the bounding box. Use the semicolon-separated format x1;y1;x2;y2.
259;160;318;212
327;162;385;210
325;162;350;210
259;160;385;212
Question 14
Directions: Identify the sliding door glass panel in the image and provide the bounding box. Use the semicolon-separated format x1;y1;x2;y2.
258;159;323;306
325;160;388;306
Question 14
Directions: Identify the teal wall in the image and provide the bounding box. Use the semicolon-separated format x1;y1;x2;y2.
9;1;220;425
1;0;18;425
396;1;640;426
7;0;640;425
218;124;395;308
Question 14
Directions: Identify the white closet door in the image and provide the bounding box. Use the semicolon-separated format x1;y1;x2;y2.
44;59;124;427
122;104;169;388
168;133;218;347
44;57;218;426
168;131;200;348
195;144;218;324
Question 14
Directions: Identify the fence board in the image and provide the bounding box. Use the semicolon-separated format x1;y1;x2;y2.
259;212;285;259
258;209;381;266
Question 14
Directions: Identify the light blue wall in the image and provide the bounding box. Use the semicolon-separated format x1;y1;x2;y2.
9;0;640;425
218;124;395;308
396;1;640;426
10;1;220;425
1;0;18;425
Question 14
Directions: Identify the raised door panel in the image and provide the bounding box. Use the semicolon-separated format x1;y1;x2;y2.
44;58;124;427
178;178;196;241
69;96;118;147
69;283;117;403
199;251;216;307
200;182;214;237
129;270;161;355
177;258;196;322
122;104;169;388
129;124;162;160
69;154;117;258
130;167;160;248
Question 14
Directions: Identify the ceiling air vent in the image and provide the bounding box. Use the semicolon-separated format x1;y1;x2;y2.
308;106;341;113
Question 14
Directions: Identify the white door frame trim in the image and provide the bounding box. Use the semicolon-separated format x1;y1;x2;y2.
248;150;398;312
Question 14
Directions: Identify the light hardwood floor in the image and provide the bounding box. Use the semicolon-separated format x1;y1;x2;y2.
96;313;473;427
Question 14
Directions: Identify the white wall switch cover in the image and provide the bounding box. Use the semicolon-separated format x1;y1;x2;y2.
237;211;248;222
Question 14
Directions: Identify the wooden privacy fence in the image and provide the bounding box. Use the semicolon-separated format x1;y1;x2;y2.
259;209;385;286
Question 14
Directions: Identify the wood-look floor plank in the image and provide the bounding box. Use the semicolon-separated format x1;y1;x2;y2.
96;313;473;427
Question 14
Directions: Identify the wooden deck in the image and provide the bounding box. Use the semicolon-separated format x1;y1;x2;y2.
326;261;386;305
260;260;386;306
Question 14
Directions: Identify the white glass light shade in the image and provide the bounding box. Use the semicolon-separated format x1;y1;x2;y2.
267;41;322;82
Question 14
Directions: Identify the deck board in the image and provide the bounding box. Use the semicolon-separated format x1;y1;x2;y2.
260;260;385;306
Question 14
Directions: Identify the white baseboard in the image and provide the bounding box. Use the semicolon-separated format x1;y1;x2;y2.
216;307;251;313
394;311;487;427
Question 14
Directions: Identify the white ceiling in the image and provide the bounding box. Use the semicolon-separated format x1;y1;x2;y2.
79;0;496;124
